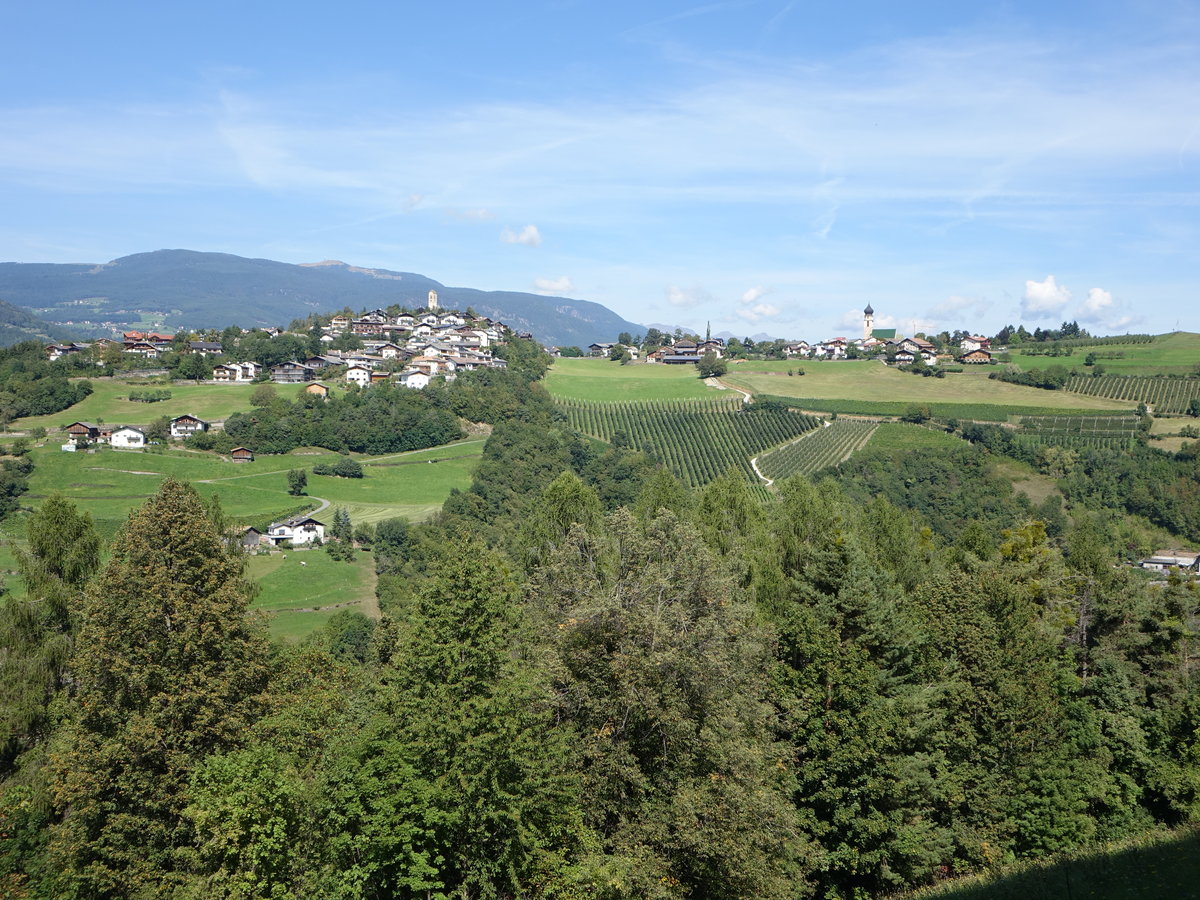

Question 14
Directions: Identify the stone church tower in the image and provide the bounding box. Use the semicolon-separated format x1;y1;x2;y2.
863;303;874;340
427;289;439;311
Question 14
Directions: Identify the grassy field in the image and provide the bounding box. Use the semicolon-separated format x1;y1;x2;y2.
865;422;967;452
544;358;723;402
723;361;1135;416
16;438;482;535
247;550;378;641
901;828;1200;899
7;378;318;432
1007;331;1200;375
7;438;480;641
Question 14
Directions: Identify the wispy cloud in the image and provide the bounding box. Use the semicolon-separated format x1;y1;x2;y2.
740;285;767;304
667;285;714;307
533;275;573;294
500;225;542;247
737;302;780;322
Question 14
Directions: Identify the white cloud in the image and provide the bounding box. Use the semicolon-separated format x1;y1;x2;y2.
533;275;573;294
666;285;714;308
1079;287;1114;319
740;286;767;305
737;302;781;323
929;294;990;319
1022;275;1072;319
500;224;541;247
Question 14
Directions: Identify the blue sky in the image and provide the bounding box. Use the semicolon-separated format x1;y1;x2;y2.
3;0;1198;339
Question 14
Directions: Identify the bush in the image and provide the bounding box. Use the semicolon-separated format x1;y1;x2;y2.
313;457;364;478
901;404;932;424
127;388;172;403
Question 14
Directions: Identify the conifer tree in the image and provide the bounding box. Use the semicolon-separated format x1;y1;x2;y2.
48;478;270;898
314;537;577;897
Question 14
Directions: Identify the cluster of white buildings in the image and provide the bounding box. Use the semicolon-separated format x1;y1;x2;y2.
780;306;995;366
269;295;510;389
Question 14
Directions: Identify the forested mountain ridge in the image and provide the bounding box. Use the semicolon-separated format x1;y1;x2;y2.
0;299;89;347
0;249;645;346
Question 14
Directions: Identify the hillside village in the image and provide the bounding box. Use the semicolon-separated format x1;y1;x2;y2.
44;289;514;390
582;305;1007;367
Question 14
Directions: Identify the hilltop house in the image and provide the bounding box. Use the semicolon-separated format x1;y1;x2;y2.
271;362;315;383
1140;550;1200;572
958;348;993;364
169;415;209;439
110;426;146;449
64;422;101;445
267;514;325;546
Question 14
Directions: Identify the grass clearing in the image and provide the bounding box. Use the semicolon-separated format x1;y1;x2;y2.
866;422;967;452
7;378;317;432
19;438;482;539
545;358;723;402
991;459;1061;507
1006;331;1200;375
247;548;378;642
724;361;1134;415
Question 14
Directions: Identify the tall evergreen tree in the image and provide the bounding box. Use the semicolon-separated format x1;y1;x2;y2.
48;479;270;898
313;537;578;897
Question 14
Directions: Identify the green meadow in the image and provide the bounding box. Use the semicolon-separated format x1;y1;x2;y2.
7;378;320;432
7;438;482;640
544;357;723;402
1007;331;1200;375
246;550;378;641
865;422;967;451
723;360;1135;415
17;438;483;534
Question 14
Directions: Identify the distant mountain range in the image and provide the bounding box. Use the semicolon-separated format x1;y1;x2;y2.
0;250;645;347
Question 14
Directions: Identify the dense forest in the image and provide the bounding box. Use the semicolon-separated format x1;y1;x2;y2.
2;343;1198;899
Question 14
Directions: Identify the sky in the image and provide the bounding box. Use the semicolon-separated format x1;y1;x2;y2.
2;0;1198;340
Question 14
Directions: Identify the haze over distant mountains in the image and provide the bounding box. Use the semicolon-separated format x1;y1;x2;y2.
0;250;645;347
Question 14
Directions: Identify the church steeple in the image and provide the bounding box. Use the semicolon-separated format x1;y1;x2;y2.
863;304;875;340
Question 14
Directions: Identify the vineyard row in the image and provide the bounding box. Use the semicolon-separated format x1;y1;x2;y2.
559;399;822;487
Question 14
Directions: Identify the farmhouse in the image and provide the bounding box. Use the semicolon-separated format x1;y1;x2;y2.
212;361;261;381
64;422;101;445
304;382;331;399
398;369;431;389
345;365;372;387
169;415;209;439
958;349;993;364
1140;550;1200;572
960;335;991;353
109;426;146;449
240;526;265;552
186;341;224;354
231;447;255;463
267;514;326;546
271;362;315;383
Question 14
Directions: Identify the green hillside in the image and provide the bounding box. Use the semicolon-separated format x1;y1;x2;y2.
904;828;1200;900
545;357;724;401
1008;331;1200;375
